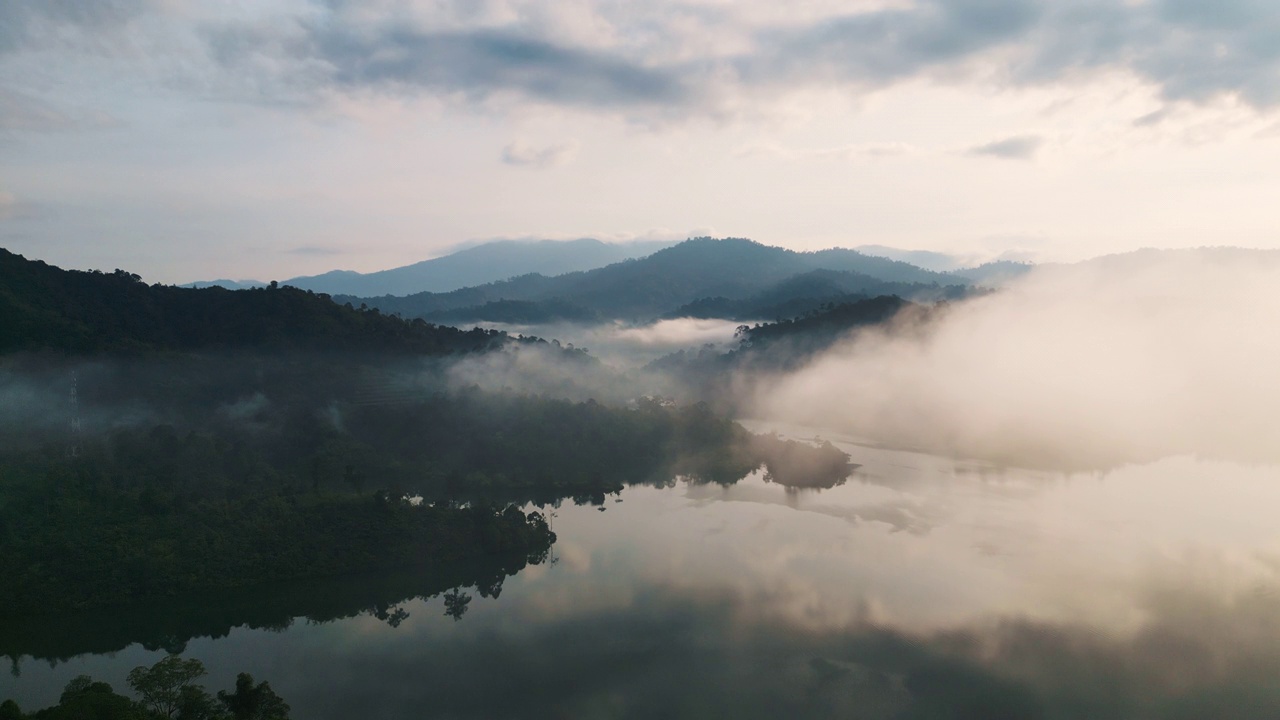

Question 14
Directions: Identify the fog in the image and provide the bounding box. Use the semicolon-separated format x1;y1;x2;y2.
0;360;162;447
752;249;1280;470
442;317;747;402
483;318;745;366
443;342;634;403
14;247;1280;473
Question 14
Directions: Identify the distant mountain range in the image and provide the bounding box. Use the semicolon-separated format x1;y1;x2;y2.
855;245;972;272
337;237;1000;323
187;238;1029;302
185;238;678;296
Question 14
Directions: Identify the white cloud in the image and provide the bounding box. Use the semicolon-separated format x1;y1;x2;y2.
752;248;1280;470
500;140;579;168
967;134;1044;159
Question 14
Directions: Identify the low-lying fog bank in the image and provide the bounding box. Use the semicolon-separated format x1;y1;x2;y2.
474;318;747;367
751;249;1280;471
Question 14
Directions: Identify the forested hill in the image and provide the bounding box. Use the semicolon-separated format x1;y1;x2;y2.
275;238;678;296
648;295;938;405
337;237;969;322
0;248;504;355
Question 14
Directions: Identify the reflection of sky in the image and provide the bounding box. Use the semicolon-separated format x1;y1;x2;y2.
7;428;1280;718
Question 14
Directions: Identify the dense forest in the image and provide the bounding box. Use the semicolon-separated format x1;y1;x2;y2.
0;248;506;355
0;379;848;616
667;269;968;322
2;657;290;720
0;381;556;611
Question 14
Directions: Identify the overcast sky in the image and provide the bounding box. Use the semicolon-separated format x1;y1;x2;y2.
3;0;1280;283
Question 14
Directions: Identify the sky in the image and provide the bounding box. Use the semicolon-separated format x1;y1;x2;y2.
2;0;1280;284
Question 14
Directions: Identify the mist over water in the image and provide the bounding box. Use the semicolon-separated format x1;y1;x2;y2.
752;249;1280;470
481;318;745;366
444;317;746;401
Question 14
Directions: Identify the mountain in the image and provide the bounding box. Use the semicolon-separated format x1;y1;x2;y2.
948;260;1034;286
669;269;970;321
185;238;678;296
0;248;505;355
856;245;1041;287
854;245;970;272
185;279;265;290
339;237;972;323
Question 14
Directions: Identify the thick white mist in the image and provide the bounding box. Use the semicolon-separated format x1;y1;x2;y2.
752;249;1280;470
486;318;744;366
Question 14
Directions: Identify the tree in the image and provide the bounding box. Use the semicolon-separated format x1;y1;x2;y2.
127;656;207;719
0;699;22;720
443;588;472;621
50;676;141;720
175;686;225;720
217;674;290;720
60;676;95;703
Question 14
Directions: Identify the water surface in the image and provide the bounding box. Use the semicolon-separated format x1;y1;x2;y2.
6;422;1280;718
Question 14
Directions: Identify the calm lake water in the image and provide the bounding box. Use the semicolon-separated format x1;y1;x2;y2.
6;421;1280;718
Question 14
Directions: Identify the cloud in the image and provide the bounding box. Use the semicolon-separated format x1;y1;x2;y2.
743;0;1045;88
0;188;40;222
201;21;694;112
0;190;16;220
9;0;1280;129
286;245;345;257
500;140;579;168
1133;106;1174;127
233;565;1280;720
0;0;153;56
0;89;119;132
751;248;1280;470
967;134;1044;159
736;141;921;161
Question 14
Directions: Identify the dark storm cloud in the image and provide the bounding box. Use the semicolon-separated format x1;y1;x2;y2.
967;135;1043;159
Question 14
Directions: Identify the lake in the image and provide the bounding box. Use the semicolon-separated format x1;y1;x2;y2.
6;420;1280;718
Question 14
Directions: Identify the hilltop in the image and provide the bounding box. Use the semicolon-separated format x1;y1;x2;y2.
340;237;972;323
0;248;503;355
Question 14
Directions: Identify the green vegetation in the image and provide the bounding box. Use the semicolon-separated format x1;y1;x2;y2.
0;554;530;663
0;440;553;614
0;248;506;355
730;294;924;363
2;657;289;720
0;351;848;618
669;269;968;322
336;237;971;323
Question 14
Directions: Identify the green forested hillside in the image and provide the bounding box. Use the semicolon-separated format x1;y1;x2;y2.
335;237;970;322
0;248;503;355
275;238;678;296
